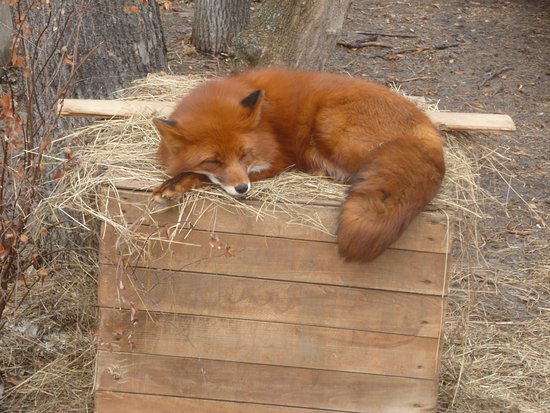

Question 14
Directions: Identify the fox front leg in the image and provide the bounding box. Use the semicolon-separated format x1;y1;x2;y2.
151;172;209;203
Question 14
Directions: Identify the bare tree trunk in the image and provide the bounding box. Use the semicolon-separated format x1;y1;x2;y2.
191;0;250;54
18;0;166;104
73;1;166;98
0;2;13;78
234;0;351;70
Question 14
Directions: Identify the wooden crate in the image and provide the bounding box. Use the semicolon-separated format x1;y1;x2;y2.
95;184;451;413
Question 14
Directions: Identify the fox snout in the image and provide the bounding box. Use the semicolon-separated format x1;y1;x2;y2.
217;180;250;197
207;159;255;196
213;161;273;196
204;172;251;196
234;183;250;194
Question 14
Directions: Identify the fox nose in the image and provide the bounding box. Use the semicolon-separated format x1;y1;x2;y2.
234;183;249;194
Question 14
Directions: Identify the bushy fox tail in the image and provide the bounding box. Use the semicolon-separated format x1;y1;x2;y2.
338;133;445;262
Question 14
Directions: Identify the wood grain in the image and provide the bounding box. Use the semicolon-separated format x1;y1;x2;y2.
96;392;341;413
107;189;451;254
98;307;439;379
95;173;452;413
96;351;437;413
100;224;449;295
98;265;445;337
430;111;516;131
59;99;173;118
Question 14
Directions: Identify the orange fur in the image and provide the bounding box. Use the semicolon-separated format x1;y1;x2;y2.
154;68;445;262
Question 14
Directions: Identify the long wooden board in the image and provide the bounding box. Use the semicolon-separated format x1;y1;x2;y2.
96;351;437;413
59;98;516;131
430;111;516;132
60;99;172;117
107;189;451;254
99;264;445;337
96;392;342;413
100;224;450;295
98;307;439;379
99;265;444;337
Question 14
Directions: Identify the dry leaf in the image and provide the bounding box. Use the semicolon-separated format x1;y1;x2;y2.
130;302;138;325
0;244;11;261
39;267;48;283
123;5;140;14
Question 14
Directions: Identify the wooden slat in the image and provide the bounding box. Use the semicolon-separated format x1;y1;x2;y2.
429;111;516;132
98;307;439;379
59;99;173;118
96;392;341;413
98;265;444;337
107;189;451;254
59;98;516;131
100;224;449;295
96;351;437;413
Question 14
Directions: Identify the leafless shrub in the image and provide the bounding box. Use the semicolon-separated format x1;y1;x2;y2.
1;1;97;409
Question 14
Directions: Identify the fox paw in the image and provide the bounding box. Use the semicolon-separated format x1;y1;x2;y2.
151;172;208;204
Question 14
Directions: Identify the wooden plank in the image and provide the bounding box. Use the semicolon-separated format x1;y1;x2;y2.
108;189;451;254
96;351;437;413
98;307;439;379
59;99;173;118
96;392;341;413
59;98;515;131
429;111;516;132
98;265;444;337
100;224;449;295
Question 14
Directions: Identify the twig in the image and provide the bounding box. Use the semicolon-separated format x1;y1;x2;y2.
356;31;418;39
404;42;460;53
433;41;461;50
399;76;435;83
479;66;513;88
376;41;460;59
337;39;393;49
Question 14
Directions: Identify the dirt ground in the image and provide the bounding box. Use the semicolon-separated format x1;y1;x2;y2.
160;0;549;411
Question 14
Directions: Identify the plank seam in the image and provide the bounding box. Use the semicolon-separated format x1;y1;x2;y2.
96;350;437;383
104;219;450;255
99;263;449;297
95;390;363;413
98;305;444;339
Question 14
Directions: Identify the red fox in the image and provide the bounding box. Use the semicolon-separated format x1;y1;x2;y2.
153;68;445;262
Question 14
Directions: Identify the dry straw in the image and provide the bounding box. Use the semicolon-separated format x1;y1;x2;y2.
1;74;547;412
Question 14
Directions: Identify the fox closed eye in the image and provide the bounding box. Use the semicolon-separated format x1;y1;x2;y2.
240;150;253;162
201;159;222;166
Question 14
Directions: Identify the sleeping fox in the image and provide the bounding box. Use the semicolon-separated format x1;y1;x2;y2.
153;68;445;262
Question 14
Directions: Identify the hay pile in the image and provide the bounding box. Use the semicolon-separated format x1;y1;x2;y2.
0;74;547;413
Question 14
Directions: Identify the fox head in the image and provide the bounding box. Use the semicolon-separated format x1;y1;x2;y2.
154;82;277;196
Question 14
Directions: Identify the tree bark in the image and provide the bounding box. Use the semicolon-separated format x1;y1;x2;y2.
10;0;167;136
234;0;352;70
74;1;166;98
16;0;166;103
0;2;13;78
191;0;250;54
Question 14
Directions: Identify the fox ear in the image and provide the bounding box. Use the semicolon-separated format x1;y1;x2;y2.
240;90;264;127
153;117;184;154
153;117;177;129
240;90;264;109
